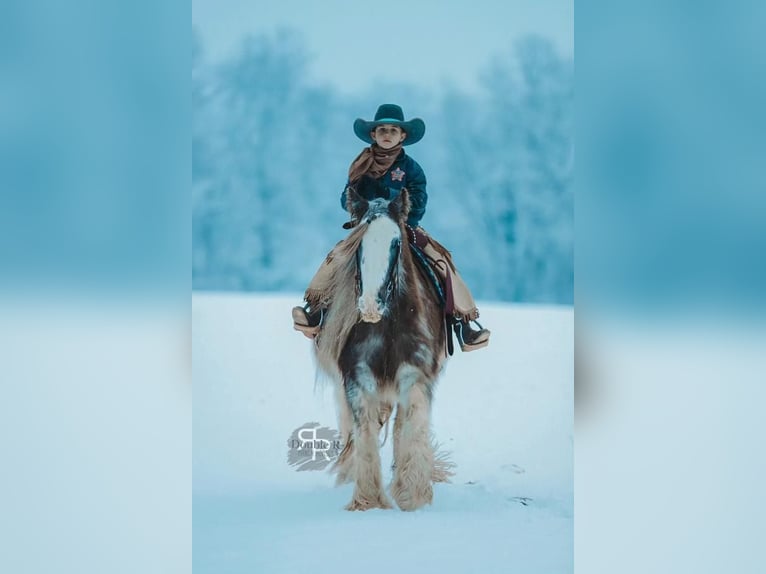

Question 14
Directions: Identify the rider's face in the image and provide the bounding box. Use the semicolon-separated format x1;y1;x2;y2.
371;124;407;149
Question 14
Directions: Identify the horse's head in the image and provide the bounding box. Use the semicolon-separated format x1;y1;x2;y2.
347;187;410;323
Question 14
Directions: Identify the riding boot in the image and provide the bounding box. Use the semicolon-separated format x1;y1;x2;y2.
292;304;324;339
453;318;491;352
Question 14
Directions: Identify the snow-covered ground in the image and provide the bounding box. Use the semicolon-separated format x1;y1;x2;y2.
193;292;573;573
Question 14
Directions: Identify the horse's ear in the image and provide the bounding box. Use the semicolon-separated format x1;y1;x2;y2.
390;187;411;223
345;185;368;219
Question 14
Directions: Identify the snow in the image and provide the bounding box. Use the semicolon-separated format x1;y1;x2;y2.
193;292;573;573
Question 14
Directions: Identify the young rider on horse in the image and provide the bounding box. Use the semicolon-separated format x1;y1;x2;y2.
292;104;490;352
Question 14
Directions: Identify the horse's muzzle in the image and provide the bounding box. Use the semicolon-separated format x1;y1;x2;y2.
358;295;383;323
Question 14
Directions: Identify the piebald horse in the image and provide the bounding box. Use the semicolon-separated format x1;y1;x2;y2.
314;187;453;511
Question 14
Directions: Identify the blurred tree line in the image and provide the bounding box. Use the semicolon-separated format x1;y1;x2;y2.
193;29;573;304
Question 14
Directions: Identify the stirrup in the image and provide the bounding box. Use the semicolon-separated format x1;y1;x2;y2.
453;318;490;352
292;304;324;339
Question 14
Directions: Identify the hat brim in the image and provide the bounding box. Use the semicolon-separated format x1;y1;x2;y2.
353;117;425;146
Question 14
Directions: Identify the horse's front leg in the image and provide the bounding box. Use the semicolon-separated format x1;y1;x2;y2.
344;381;392;511
392;370;434;511
331;381;355;485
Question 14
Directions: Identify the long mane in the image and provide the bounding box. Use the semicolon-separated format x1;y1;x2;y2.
313;222;368;379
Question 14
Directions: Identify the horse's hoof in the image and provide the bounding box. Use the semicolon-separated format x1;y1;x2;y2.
392;482;433;511
345;496;392;511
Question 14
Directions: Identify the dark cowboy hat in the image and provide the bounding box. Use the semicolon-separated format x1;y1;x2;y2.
353;104;425;146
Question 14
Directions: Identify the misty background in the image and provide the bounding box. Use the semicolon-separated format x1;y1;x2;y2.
192;13;573;304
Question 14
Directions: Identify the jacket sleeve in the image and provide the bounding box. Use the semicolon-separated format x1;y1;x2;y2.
406;161;428;228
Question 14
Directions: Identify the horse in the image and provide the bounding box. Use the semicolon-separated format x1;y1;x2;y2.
313;187;453;511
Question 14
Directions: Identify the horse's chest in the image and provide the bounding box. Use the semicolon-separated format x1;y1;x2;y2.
344;322;421;377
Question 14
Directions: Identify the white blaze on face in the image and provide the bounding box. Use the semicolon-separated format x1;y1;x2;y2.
359;217;400;323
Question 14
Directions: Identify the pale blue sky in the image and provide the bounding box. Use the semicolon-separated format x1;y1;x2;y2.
193;0;573;94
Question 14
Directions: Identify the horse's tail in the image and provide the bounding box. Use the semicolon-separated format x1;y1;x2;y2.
378;403;393;447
